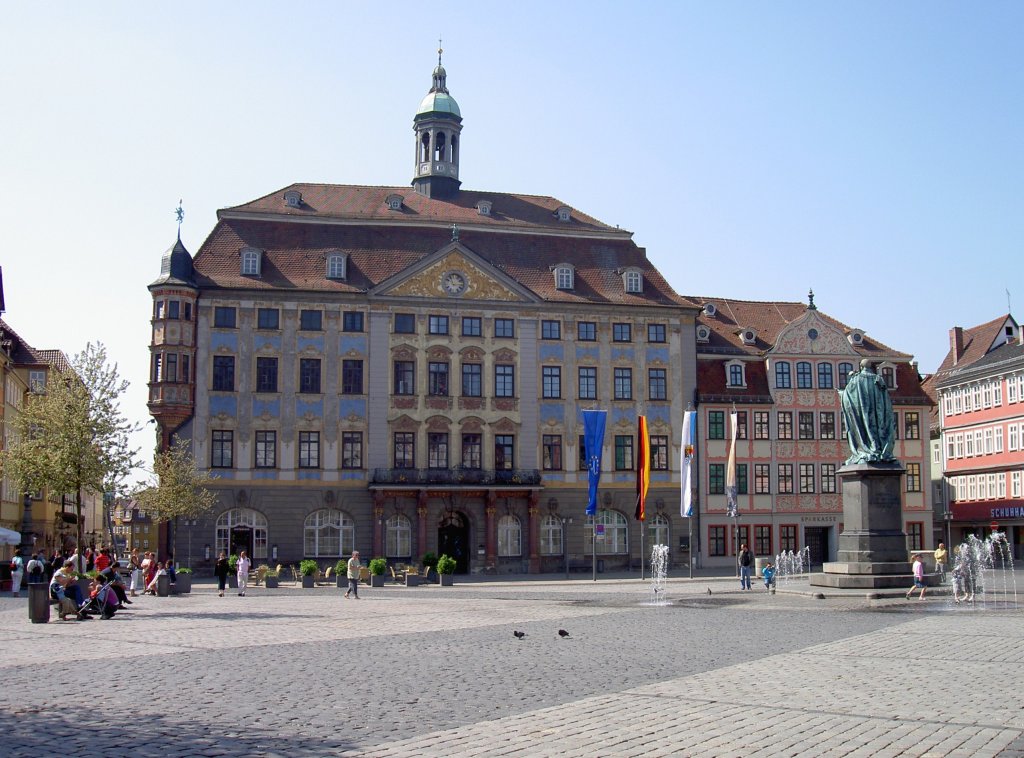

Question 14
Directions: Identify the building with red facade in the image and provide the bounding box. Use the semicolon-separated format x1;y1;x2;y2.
933;315;1024;556
690;293;933;569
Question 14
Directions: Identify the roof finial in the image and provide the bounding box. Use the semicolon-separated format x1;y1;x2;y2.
438;37;443;67
175;199;184;239
807;288;816;310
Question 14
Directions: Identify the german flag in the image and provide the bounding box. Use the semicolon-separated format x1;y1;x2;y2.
635;415;650;521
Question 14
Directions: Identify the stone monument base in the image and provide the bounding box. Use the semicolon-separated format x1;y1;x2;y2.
809;461;916;590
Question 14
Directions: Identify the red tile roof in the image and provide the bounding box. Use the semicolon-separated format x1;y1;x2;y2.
193;214;688;308
932;314;1011;376
687;295;907;358
223;184;623;236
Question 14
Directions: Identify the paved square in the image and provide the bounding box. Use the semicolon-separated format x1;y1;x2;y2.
0;576;1020;757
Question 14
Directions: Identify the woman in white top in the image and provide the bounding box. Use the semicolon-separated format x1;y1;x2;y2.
10;554;24;598
236;550;251;597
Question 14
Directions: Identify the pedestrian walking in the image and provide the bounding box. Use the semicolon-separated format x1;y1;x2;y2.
236;550;251;596
933;542;948;583
344;550;362;599
738;544;753;590
906;554;927;600
9;553;24;597
214;551;230;597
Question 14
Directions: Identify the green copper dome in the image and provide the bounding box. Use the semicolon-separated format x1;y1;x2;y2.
416;90;461;119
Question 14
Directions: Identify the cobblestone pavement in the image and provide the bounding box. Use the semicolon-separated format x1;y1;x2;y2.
0;575;1021;757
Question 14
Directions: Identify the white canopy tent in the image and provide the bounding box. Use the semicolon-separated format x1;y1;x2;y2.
0;527;22;546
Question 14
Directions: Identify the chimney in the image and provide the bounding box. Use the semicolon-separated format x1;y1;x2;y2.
950;327;964;365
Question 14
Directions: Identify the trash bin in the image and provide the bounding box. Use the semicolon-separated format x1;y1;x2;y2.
157;574;170;597
755;558;769;578
597;559;605;573
29;583;50;624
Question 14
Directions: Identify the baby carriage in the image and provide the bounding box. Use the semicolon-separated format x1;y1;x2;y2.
81;580;119;620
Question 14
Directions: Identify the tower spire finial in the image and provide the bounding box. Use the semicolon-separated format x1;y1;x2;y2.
175;199;184;240
438;37;443;67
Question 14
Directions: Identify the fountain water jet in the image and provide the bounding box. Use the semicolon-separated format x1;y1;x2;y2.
950;532;1018;610
648;544;670;606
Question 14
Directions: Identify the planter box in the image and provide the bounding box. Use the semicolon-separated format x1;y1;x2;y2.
404;574;420;587
370;574;385;587
228;575;238;589
301;575;315;588
175;574;192;594
336;576;346;588
439;574;454;586
265;576;279;589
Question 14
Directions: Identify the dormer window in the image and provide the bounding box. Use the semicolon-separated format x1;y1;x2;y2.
553;264;574;290
696;325;711;343
847;329;864;346
879;362;898;389
284;190;302;208
738;327;757;346
326;252;347;280
476;199;492;216
240;247;262;276
385;193;404;211
622;269;643;294
703;303;717;318
555;205;572;222
725;360;747;389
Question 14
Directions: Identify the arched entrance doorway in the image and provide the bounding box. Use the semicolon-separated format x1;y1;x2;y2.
216;508;268;561
438;511;469;574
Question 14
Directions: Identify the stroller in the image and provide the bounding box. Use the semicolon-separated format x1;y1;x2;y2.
81;579;119;620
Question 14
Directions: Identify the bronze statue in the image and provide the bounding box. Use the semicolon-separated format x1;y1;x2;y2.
840;359;896;464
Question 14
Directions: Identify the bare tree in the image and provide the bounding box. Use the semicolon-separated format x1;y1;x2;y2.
135;435;218;562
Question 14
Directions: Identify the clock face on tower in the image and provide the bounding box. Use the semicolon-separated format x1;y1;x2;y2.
442;271;467;295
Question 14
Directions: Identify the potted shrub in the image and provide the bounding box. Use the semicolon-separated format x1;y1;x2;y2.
175;567;193;594
335;559;348;588
421;552;438;583
368;557;387;588
299;559;318;588
264;566;279;589
436;554;456;586
228;554;239;588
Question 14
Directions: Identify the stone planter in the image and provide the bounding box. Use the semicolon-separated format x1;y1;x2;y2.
404;573;420;587
301;575;315;588
228;575;238;589
336;575;346;589
175;573;192;594
265;576;279;589
439;574;454;587
370;574;385;587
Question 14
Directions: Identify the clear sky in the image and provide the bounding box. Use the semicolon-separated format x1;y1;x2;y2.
1;2;1021;482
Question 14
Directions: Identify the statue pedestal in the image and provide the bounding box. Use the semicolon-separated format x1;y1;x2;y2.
810;462;912;589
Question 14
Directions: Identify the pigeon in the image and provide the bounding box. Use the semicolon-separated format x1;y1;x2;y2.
707;587;712;595
513;630;525;639
558;629;570;638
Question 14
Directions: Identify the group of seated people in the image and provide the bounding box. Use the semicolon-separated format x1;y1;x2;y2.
48;558;134;621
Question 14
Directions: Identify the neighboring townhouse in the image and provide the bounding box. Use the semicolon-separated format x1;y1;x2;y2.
933;315;1024;557
689;294;933;569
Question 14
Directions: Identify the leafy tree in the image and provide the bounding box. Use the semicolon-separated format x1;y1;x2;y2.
1;342;140;551
134;435;218;559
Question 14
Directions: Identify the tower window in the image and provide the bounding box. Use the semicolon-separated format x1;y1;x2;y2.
434;131;447;162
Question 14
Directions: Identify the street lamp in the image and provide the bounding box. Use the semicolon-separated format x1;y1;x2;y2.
944;506;953;553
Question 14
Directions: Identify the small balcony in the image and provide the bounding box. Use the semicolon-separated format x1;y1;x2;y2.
370;467;542;488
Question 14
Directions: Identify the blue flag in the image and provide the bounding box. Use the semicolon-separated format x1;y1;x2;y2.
583;410;607;516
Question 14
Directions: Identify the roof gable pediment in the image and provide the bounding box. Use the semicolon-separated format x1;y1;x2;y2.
371;242;538;303
771;311;858;357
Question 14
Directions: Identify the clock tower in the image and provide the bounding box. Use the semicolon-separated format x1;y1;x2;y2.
412;49;462;200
